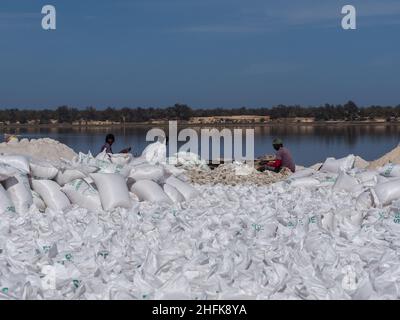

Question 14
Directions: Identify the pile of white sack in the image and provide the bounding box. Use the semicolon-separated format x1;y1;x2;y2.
0;140;200;217
2;139;400;299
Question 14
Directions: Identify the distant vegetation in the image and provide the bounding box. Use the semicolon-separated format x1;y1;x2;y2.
1;101;400;124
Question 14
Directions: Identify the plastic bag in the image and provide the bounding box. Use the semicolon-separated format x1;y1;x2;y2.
288;177;320;188
32;179;71;211
141;141;166;164
371;179;400;206
378;163;400;178
0;163;18;181
333;171;363;195
130;180;172;203
320;155;355;173
0;155;30;174
129;165;166;183
3;172;33;213
56;169;86;186
0;184;16;214
110;153;133;166
30;159;59;179
62;179;103;212
165;176;199;201
163;184;185;203
90;173;131;210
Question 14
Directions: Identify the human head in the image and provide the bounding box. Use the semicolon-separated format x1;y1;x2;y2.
105;133;115;145
272;138;283;151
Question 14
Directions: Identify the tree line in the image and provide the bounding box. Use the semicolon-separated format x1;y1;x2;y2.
1;101;400;124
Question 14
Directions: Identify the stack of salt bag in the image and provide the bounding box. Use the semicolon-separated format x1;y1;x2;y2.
0;140;200;215
286;153;400;210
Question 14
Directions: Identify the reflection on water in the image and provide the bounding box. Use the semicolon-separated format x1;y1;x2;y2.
2;124;400;166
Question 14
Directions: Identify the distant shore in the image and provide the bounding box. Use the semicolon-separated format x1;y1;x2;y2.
2;120;400;129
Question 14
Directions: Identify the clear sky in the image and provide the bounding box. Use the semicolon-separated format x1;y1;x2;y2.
1;0;399;109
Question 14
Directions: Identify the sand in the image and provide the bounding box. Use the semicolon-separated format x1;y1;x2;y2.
367;145;400;169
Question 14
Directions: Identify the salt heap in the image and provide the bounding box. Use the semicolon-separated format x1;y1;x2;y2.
0;138;77;163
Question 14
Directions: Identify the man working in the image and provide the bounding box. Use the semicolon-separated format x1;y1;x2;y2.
100;133;132;154
258;138;296;173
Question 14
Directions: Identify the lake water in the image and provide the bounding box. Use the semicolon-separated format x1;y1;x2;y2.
2;124;400;166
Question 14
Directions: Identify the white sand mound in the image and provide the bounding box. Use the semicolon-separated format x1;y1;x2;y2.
368;145;400;169
0;138;77;163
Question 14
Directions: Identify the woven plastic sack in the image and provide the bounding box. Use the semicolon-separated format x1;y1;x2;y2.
32;179;71;211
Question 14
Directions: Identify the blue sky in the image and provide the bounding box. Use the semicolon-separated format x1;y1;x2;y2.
0;0;399;109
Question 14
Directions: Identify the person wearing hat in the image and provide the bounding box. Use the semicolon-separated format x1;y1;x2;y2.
259;138;296;173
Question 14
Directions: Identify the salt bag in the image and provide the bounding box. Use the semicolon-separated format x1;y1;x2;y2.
378;163;400;178
0;155;30;174
141;141;166;164
0;184;16;214
287;177;320;188
165;176;199;201
333;171;363;194
0;163;18;181
32;179;71;211
62;179;103;212
130;180;172;203
56;169;86;186
110;153;133;166
90;173;131;211
30;160;59;179
163;184;185;203
129;164;165;183
3;172;33;213
289;168;316;180
320;155;355;173
31;190;46;212
371;179;400;207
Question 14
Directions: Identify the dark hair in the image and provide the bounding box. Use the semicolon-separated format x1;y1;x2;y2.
105;133;115;143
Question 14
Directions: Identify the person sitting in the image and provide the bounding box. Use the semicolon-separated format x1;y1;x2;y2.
258;138;296;173
100;133;131;154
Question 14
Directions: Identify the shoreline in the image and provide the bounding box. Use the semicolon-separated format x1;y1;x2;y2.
2;120;400;129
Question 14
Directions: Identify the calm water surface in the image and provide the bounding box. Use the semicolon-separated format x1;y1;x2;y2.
2;124;400;166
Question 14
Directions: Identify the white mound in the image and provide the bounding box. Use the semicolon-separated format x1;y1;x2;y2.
368;145;400;169
0;138;77;163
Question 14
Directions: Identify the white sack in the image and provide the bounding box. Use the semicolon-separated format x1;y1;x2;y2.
288;177;320;188
56;169;86;186
141;141;166;164
32;179;71;211
165;176;199;201
129;165;165;182
110;153;133;166
130;180;172;203
3;172;33;213
371;179;400;207
0;184;16;214
163;184;185;203
30;160;59;179
62;179;103;212
0;163;18;181
90;173;131;211
0;155;30;174
333;171;363;194
289;168;316;180
320;155;355;173
356;191;374;210
31;190;46;212
378;163;400;178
